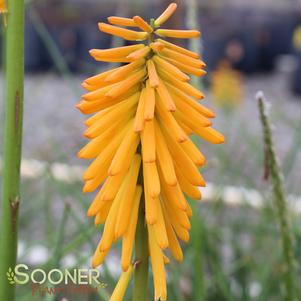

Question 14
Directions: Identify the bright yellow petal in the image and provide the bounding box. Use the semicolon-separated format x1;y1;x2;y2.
148;225;167;301
109;122;140;176
153;55;190;82
134;88;146;132
83;122;130;180
98;179;127;251
92;246;109;268
144;166;159;225
155;79;176;111
163;56;206;77
155;29;200;39
143;80;155;121
176;163;202;200
84;66;120;86
160;176;187;211
147;59;160;88
78;115;131;159
141;119;156;163
162;203;189;243
105;58;145;83
107;16;136;27
105;68;146;99
154;3;177;26
121;186;142;271
143;162;160;198
160;123;205;186
154;119;177;186
99;22;148;41
158;71;204;99
155;93;187;143
89;44;144;60
126;46;151;60
166;82;215;118
94;200;112;225
152;200;169;249
180;139;206;167
109;265;134;301
150;41;165;52
162;209;184;262
172;95;212;128
133;15;153;33
84;93;139;138
156;38;199;59
78;86;140;115
159;47;205;68
115;155;141;238
101;169;128;202
163;192;191;230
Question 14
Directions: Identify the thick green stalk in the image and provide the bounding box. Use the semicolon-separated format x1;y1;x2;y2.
257;91;297;301
0;0;24;300
132;191;149;301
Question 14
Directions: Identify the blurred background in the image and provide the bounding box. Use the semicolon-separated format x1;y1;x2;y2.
1;0;301;300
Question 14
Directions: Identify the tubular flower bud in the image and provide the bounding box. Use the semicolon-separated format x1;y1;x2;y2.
77;3;224;301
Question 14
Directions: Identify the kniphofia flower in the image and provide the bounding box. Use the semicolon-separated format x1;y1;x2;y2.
0;0;7;26
0;0;7;13
211;60;243;108
77;3;224;300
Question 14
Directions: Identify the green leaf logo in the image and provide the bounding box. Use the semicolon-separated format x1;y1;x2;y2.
6;267;15;285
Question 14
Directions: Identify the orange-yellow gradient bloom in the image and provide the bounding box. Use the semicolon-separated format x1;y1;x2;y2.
0;0;7;14
77;3;224;300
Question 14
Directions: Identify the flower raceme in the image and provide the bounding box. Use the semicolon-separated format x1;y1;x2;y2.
0;0;7;13
77;3;224;301
0;0;7;26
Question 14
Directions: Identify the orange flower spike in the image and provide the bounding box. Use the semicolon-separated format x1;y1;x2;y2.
154;2;177;26
78;3;225;301
0;0;7;13
107;16;136;27
98;22;148;41
0;0;7;26
155;29;200;39
133;15;153;33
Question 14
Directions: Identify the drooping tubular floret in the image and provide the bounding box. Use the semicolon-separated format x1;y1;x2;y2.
77;3;224;301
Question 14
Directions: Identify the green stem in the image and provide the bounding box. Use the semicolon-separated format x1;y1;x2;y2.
0;0;25;300
257;91;297;301
132;193;149;301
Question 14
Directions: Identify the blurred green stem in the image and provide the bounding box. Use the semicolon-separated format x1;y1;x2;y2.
0;0;24;300
257;91;297;301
